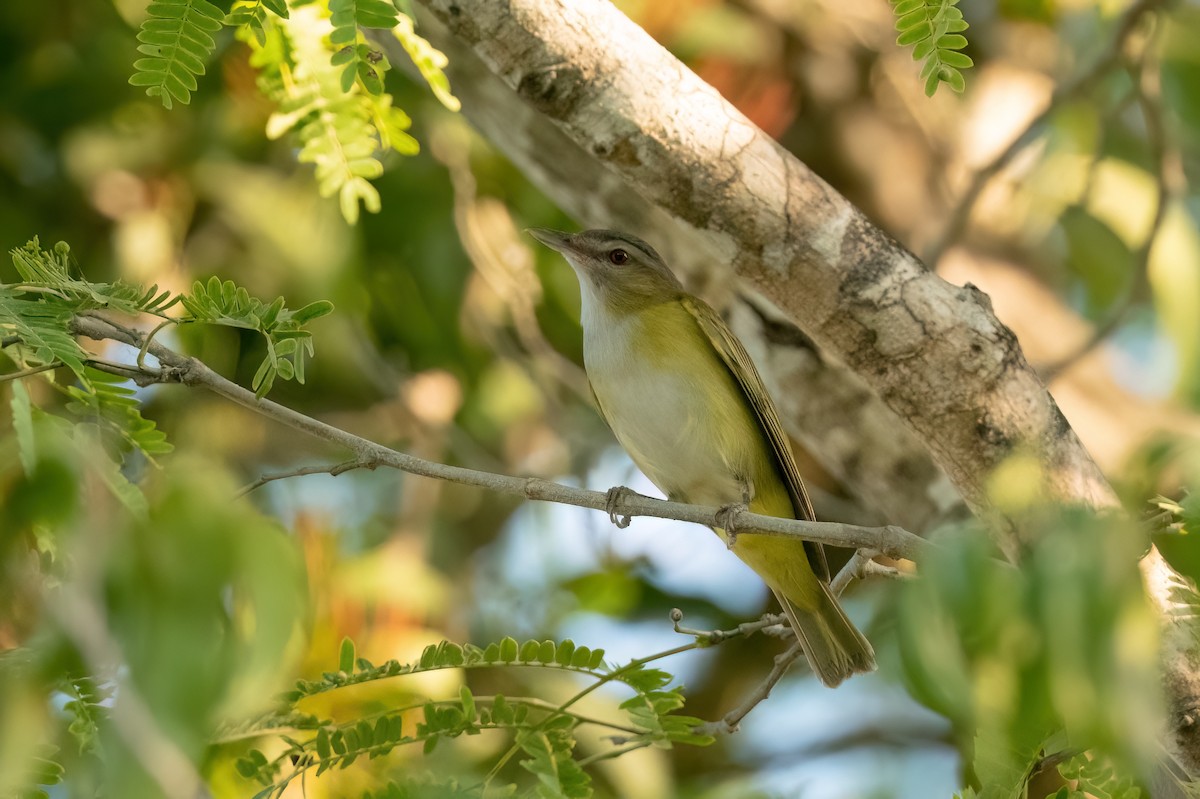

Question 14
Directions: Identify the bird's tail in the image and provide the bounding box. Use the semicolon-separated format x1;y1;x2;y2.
774;580;876;688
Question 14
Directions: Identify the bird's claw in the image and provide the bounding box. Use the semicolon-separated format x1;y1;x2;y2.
605;486;636;529
715;502;748;548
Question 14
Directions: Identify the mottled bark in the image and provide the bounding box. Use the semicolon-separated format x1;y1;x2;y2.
401;0;1200;774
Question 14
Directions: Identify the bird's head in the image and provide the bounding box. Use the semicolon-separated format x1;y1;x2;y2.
527;228;683;310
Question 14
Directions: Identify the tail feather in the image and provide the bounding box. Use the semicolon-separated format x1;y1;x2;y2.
774;581;876;688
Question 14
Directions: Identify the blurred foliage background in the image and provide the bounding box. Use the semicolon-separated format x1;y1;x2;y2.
2;0;1200;796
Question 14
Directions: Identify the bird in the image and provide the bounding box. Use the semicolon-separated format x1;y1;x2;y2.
528;227;875;687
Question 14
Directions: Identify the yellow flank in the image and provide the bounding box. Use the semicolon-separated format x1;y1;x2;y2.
732;515;824;611
729;433;822;613
588;299;823;612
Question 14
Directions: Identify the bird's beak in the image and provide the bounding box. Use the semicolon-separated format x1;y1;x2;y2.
526;227;577;254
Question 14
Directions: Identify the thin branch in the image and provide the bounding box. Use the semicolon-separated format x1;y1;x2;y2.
236;460;366;497
137;317;176;370
576;741;652;767
860;559;910;581
69;312;930;561
671;608;790;645
829;549;914;594
0;362;60;383
86;356;163;380
692;640;807;736
924;0;1166;267
830;550;873;595
492;696;647;736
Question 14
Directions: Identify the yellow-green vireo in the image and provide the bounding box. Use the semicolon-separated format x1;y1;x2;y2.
529;227;875;687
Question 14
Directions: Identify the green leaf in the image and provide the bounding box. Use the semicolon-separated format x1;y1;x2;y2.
88;437;150;517
943;67;966;93
252;358;276;399
570;646;592;669
339;637;356;673
239;11;419;224
178;276;326;397
924;69;942;96
356;719;374;747
897;23;932;46
940;50;975;69
392;14;460;111
896;9;931;30
11;379;36;476
328;0;397;93
63;367;174;462
316;727;332;761
937;33;968;49
130;0;223;108
459;685;476;720
0;300;86;379
492;694;513;724
888;0;972;96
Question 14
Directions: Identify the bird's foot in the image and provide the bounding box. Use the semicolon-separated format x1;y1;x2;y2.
605;486;641;529
714;502;749;549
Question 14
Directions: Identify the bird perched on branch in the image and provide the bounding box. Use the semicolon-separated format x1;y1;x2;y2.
529;227;875;687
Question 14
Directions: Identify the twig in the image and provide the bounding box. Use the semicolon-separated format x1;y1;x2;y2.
137;317;177;370
830;550;873;595
0;362;60;383
829;549;913;595
924;0;1166;267
67;312;930;561
692;640;807;736
576;741;652;767
860;559;910;581
236;460;367;497
86;356;164;380
671;608;790;645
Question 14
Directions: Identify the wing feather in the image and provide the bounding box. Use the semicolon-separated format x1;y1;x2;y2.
681;296;830;582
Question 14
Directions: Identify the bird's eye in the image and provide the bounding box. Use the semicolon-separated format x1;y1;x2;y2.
608;249;629;265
